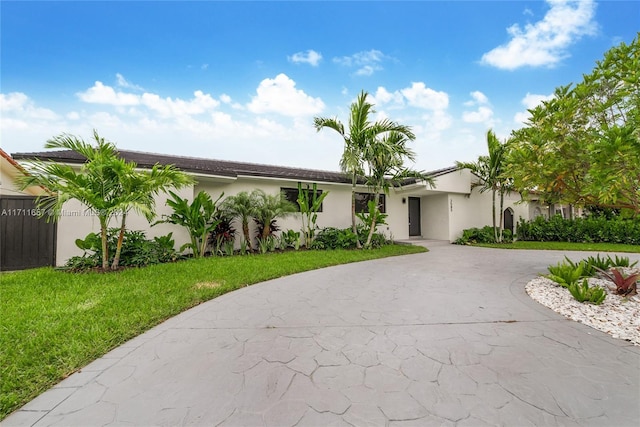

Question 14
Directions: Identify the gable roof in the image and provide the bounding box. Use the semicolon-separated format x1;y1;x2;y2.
12;149;453;187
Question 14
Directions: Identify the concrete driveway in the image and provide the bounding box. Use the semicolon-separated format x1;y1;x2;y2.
5;243;640;426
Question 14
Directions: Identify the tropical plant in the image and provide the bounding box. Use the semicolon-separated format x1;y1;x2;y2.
18;131;123;270
609;255;638;268
568;279;607;305
314;90;419;249
595;267;640;296
109;158;192;269
563;256;596;278
257;236;277;254
456;129;510;242
297;182;328;247
18;131;193;270
356;200;388;245
361;130;433;247
280;229;301;250
584;254;614;272
208;212;236;252
546;260;585;288
311;227;359;250
221;191;258;250
252;190;297;240
156;190;223;258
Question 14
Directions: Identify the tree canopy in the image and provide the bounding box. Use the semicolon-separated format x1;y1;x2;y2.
505;34;640;215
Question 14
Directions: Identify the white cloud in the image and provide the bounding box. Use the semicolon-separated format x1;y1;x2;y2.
333;49;386;76
116;73;144;91
219;94;232;104
247;73;325;117
463;106;494;123
514;92;554;124
78;81;140;106
401;82;449;110
288;49;322;67
462;91;494;124
141;90;219;118
0;92;59;121
481;0;598;70
371;86;404;107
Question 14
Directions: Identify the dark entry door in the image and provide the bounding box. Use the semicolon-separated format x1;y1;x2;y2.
408;197;421;236
504;208;514;234
0;196;57;271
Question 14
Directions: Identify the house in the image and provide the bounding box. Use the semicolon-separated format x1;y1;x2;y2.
11;149;543;266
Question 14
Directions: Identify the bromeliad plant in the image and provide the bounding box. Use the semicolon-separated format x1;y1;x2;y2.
156;190;224;258
595;267;640;296
568;279;607;305
546;260;585;288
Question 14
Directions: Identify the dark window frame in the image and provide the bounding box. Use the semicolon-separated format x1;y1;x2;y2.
355;192;386;213
281;186;324;212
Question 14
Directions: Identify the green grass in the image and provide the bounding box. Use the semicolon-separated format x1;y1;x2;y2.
0;244;425;420
472;241;640;253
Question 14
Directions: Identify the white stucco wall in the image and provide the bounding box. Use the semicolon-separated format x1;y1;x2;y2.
421;194;450;240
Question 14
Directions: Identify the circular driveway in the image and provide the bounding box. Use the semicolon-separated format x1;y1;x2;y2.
6;243;640;426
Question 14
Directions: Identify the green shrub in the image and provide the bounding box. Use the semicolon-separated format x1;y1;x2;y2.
568;279;607;305
516;215;640;244
584;254;613;271
312;227;358;250
66;230;178;270
454;226;497;244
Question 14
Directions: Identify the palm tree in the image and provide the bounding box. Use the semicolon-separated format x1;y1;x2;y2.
110;160;193;269
456;129;509;242
19;131;123;270
251;190;297;240
314;90;415;248
220;191;259;250
362;131;433;247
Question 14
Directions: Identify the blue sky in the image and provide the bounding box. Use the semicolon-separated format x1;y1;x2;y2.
1;0;638;172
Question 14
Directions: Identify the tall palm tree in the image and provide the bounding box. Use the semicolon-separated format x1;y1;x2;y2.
362;131;433;247
456;129;509;242
314;90;415;248
220;191;259;250
19;131;123;270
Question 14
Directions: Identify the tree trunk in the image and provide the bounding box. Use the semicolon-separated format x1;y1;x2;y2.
111;211;127;269
492;189;497;243
99;217;109;270
242;219;251;250
351;183;362;249
498;190;504;243
364;193;380;248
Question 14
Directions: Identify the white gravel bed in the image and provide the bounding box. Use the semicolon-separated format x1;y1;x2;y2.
525;271;640;346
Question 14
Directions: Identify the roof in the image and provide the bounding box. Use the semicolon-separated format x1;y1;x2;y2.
12;149;453;187
0;148;51;196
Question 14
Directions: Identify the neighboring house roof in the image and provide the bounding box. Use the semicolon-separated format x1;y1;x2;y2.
12;149;451;187
0;148;49;196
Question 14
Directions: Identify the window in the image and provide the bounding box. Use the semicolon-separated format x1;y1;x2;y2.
281;186;324;212
355;193;385;213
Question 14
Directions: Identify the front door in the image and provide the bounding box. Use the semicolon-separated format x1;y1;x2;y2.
408;197;421;236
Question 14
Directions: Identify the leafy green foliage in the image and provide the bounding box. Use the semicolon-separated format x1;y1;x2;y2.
506;36;640;214
595;267;639;296
609;255;638;268
563;256;596;278
280;229;301;250
546;260;585;288
568;279;607;305
220;191;259;251
311;227;359;250
252;190;297;240
583;254;613;271
297;183;328;247
516;215;640;245
454;226;499;244
157;190;223;258
356;200;388;244
66;230;178;270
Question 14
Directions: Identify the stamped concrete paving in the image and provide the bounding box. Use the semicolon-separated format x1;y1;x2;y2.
5;243;640;426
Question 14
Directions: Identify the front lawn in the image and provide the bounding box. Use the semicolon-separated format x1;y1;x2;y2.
0;244;426;419
473;241;640;253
